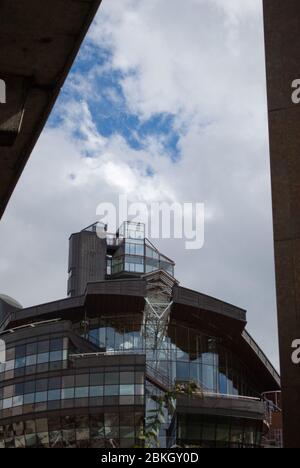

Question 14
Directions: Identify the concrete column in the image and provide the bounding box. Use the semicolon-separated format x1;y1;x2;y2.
263;0;300;448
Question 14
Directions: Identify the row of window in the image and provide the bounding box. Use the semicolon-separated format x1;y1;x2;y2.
85;318;260;397
177;415;262;449
0;352;68;383
147;359;257;397
0;383;145;410
0;371;144;399
110;239;174;276
0;395;145;421
125;240;145;257
125;255;144;273
118;222;145;240
0;350;68;373
0;361;68;382
4;337;68;361
0;413;144;448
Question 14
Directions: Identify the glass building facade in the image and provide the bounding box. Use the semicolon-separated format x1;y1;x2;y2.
0;312;268;449
0;325;146;448
0;412;144;448
109;222;175;278
83;315;260;398
177;415;262;449
0;226;281;449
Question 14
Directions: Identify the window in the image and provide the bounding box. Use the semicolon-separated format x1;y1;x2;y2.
35;392;47;403
61;388;74;400
37;353;49;364
24;393;35;404
48;390;61;401
38;341;49;354
13;396;23;407
75;387;89;399
36;379;47;392
105;373;119;385
50;351;63;362
15;357;26;369
104;385;119;396
120;385;135;396
89;386;103;398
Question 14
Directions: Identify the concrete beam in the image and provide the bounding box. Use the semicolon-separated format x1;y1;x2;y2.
0;75;28;146
0;0;102;218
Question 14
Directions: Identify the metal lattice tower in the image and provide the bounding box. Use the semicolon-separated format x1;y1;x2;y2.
143;270;178;351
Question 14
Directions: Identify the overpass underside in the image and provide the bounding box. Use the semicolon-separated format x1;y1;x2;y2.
0;0;102;219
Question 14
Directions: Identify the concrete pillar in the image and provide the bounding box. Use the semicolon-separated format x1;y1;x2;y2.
263;0;300;448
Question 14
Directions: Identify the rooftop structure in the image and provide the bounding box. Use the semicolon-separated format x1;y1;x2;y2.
68;222;175;297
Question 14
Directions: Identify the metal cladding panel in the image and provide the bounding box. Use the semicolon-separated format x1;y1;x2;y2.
0;320;73;347
263;0;300;448
173;286;246;323
6;296;84;329
86;279;147;297
68;232;107;297
5;280;146;329
70;353;146;370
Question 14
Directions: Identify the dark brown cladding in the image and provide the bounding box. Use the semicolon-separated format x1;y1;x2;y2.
176;394;266;421
68;231;107;297
5;279;147;330
263;0;300;448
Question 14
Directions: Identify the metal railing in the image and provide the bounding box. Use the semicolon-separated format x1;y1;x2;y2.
69;350;146;359
0;318;61;337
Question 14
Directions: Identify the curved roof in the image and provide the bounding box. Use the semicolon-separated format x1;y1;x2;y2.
0;294;22;309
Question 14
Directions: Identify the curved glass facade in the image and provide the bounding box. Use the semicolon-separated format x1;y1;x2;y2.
177;414;262;449
0;412;144;448
0;314;268;449
82;315;261;398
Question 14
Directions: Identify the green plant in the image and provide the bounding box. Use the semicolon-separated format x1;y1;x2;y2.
138;381;204;448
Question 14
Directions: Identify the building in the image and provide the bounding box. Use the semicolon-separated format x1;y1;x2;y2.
0;222;281;448
263;0;300;448
68;222;175;297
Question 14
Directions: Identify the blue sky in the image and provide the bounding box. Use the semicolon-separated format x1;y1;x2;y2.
49;43;181;162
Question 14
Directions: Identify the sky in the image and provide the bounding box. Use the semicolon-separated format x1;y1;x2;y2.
0;0;279;368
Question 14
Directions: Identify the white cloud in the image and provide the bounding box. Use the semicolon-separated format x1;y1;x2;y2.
0;0;279;368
